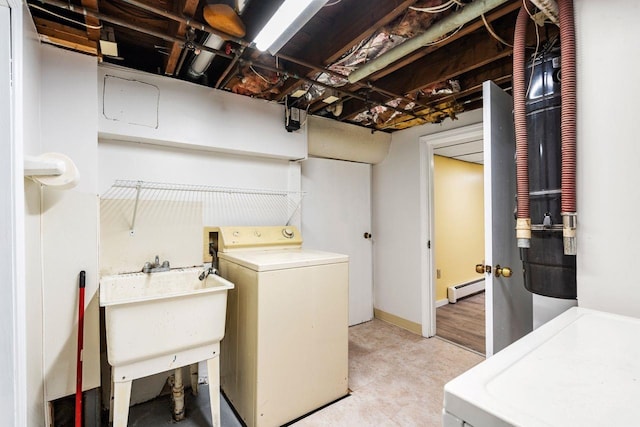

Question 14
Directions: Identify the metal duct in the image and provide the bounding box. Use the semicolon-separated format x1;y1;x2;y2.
187;34;224;79
347;0;511;84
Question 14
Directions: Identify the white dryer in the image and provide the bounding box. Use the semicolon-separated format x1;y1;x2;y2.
214;226;349;427
444;307;640;426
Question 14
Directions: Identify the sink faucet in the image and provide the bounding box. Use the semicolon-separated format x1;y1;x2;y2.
199;265;217;281
199;245;218;281
142;255;170;273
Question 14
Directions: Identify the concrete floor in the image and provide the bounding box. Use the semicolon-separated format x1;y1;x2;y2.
127;386;241;427
126;319;483;426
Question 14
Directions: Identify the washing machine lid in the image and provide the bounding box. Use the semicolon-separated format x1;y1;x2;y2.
443;307;640;426
218;248;348;271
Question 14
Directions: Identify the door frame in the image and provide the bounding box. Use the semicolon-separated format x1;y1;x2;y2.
419;123;484;338
2;0;28;424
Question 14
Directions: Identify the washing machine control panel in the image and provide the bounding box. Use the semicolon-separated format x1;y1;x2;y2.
217;226;302;251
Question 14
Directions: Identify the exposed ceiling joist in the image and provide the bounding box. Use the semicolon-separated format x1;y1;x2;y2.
26;0;559;133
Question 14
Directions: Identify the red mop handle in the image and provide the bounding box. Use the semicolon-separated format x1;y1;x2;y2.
75;271;86;427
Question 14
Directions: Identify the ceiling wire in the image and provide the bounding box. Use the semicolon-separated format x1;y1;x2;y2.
324;0;342;6
481;13;513;47
523;0;541;98
29;3;103;29
410;0;459;14
423;24;463;46
250;65;271;83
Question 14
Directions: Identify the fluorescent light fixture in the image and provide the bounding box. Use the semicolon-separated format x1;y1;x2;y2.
254;0;330;55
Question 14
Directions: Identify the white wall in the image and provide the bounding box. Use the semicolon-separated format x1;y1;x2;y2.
39;45;101;404
98;140;294;195
18;4;43;425
97;75;301;405
308;116;391;164
372;110;483;325
17;49;304;408
575;0;640;316
98;64;307;161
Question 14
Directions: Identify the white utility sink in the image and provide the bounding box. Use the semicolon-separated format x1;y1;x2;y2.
100;267;234;427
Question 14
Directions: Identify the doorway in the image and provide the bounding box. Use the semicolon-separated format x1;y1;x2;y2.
423;123;486;354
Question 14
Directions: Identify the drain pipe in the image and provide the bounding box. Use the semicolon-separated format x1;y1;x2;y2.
172;368;185;421
559;0;577;255
514;1;532;249
347;0;511;84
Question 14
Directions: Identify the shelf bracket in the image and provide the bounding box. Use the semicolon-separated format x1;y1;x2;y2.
129;181;142;236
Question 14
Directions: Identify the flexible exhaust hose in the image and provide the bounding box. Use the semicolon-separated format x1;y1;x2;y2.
514;1;532;247
559;0;577;255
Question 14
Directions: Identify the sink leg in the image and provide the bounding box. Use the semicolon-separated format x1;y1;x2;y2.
206;356;220;427
112;379;132;427
190;363;199;396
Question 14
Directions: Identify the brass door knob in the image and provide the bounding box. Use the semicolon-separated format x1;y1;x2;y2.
476;264;491;274
495;265;512;278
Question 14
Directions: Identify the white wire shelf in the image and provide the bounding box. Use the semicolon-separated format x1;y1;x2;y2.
100;180;305;234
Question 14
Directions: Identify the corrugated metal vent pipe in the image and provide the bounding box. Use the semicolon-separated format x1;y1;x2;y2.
347;0;511;84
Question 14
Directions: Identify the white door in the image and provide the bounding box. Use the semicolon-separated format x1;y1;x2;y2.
483;81;533;356
301;158;373;326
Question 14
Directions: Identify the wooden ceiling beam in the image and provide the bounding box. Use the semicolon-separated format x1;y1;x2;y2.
273;0;417;101
302;0;418;65
368;1;521;81
80;0;101;43
164;0;199;75
34;17;98;54
375;20;515;97
339;55;513;126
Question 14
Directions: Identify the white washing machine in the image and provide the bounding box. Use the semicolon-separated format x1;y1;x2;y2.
213;226;349;427
443;307;640;426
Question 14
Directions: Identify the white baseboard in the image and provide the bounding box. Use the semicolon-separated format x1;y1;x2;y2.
436;298;449;308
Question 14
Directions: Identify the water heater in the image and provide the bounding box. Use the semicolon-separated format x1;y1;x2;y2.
520;46;576;299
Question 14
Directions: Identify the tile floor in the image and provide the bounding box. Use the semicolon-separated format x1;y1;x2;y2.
290;319;483;426
127;318;484;427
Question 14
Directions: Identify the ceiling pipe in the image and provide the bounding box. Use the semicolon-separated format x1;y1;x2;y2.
116;0;250;47
275;52;432;113
347;0;511;84
30;0;235;60
238;58;430;124
29;0;461;130
216;46;246;88
83;0;430;113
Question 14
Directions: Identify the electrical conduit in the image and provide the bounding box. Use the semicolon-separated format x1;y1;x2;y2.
514;1;532;248
559;0;577;255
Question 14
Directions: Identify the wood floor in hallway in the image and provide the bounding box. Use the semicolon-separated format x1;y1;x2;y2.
436;292;485;354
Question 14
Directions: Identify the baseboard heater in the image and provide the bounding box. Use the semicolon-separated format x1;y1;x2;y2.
447;279;485;303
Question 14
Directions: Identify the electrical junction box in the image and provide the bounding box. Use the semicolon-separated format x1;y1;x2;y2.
284;97;301;132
